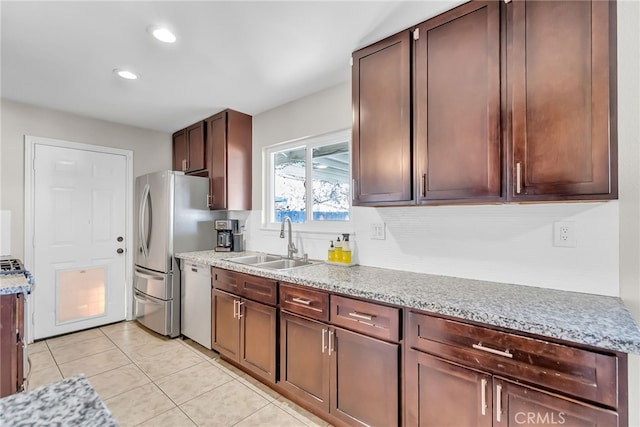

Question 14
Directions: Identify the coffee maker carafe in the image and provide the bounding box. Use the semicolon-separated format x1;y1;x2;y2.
214;219;239;252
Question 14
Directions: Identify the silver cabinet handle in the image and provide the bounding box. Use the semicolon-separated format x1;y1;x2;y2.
207;194;212;208
233;299;237;318
182;159;187;172
481;378;488;416
328;330;334;355
237;300;244;319
496;384;503;422
421;173;427;198
352;179;356;201
472;343;513;359
322;328;327;353
291;297;312;306
348;311;375;321
516;162;522;194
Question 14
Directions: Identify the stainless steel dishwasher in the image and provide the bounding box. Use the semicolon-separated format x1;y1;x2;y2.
181;261;211;349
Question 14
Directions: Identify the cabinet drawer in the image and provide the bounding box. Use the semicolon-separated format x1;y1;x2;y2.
331;295;400;342
212;268;241;295
241;274;277;306
280;283;329;322
407;311;619;409
212;268;277;306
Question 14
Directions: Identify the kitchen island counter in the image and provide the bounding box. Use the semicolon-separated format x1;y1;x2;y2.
0;375;116;426
177;250;640;354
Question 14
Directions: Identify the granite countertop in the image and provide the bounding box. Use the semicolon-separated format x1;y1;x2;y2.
0;272;33;295
177;250;640;354
0;375;116;427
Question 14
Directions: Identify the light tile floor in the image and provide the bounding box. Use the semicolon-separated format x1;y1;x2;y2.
28;321;330;427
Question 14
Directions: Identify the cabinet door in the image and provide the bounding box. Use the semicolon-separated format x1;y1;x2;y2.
173;129;188;172
405;350;492;427
211;289;239;360
494;377;618;427
331;327;399;427
0;294;20;397
186;121;206;172
240;299;277;383
508;0;616;200
280;312;330;413
352;31;412;205
415;1;501;203
206;112;227;210
15;293;24;393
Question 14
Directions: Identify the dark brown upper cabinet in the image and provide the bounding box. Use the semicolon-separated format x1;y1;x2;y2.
352;31;412;206
172;121;206;174
352;0;617;206
415;1;502;203
205;109;252;211
507;0;617;201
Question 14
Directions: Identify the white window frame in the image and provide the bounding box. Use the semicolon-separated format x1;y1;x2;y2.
262;129;353;233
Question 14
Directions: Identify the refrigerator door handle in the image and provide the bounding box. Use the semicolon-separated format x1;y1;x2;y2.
139;184;151;257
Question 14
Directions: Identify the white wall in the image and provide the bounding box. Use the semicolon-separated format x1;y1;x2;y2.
617;1;640;425
0;99;172;260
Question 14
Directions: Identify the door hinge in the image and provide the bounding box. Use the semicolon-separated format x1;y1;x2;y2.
413;28;420;40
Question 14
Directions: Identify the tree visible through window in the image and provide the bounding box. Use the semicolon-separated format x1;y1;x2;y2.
268;131;350;224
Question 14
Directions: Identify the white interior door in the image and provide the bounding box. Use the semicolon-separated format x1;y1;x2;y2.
32;143;128;339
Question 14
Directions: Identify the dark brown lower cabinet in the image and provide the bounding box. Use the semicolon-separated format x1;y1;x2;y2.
212;288;277;383
406;350;492;427
280;312;399;427
406;351;619;427
495;377;618;427
0;293;24;398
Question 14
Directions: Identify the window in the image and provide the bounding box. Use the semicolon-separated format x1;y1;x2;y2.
265;129;350;226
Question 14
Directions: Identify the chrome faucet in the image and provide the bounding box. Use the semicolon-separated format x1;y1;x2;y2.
280;217;298;259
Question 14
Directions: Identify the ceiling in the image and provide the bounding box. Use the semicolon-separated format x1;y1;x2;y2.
1;0;465;133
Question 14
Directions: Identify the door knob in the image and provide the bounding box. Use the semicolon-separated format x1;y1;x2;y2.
117;248;124;254
117;236;124;242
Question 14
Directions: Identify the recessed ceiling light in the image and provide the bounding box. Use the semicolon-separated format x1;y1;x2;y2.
113;69;139;80
149;26;176;43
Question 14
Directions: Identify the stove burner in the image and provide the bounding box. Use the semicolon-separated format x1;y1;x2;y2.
0;258;25;274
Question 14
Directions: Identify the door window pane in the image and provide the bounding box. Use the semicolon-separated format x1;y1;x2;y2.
274;147;306;223
57;267;106;324
312;142;350;221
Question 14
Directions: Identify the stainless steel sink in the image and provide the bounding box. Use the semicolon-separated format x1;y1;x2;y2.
227;254;283;265
226;254;314;270
257;258;314;270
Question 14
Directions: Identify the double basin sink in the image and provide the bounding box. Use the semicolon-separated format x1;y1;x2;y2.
226;254;314;271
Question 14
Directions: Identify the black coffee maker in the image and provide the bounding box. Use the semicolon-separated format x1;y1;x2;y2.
214;219;240;252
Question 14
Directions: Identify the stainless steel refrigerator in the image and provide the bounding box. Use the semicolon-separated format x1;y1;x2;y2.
134;170;215;337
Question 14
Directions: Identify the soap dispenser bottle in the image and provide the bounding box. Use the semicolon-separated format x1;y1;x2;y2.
334;236;342;261
341;233;352;264
328;241;335;262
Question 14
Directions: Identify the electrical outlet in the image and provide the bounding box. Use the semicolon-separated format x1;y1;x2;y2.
553;221;577;248
370;223;386;240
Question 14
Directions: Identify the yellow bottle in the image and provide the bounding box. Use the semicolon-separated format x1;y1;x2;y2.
334;237;343;261
328;241;335;262
341;233;352;264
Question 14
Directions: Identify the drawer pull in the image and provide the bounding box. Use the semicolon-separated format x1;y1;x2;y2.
348;311;375;321
322;328;327;353
472;343;513;359
480;378;487;416
291;297;312;306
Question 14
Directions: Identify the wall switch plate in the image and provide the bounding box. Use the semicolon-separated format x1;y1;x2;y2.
553;221;577;248
370;223;386;240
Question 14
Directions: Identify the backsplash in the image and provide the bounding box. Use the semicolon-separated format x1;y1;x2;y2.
244;201;619;297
